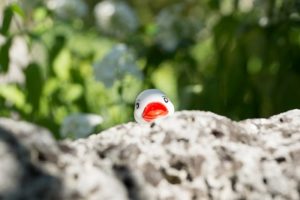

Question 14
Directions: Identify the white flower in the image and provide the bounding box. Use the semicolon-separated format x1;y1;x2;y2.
93;44;143;88
238;0;254;13
94;0;138;37
155;3;202;51
0;37;29;84
60;113;103;139
47;0;87;19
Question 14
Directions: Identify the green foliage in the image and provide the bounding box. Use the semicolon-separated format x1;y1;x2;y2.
0;37;11;72
0;5;14;35
25;63;44;112
0;0;300;138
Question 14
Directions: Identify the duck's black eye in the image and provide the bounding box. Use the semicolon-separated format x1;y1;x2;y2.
136;102;140;109
163;97;169;103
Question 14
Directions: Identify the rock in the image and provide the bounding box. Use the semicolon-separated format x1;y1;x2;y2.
1;110;300;200
0;118;61;200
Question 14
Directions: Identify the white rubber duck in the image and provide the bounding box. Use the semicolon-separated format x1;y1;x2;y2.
134;89;175;123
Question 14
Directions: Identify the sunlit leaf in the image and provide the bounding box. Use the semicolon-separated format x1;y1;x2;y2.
0;84;25;108
49;35;66;75
61;84;83;102
43;78;60;96
151;62;178;106
53;49;71;80
11;4;25;18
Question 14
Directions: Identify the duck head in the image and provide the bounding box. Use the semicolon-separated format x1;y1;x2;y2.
134;89;175;123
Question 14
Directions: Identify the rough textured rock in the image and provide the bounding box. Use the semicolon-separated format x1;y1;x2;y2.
1;110;300;200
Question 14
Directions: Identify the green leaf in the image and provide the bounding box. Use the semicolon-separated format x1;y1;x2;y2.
49;35;66;76
151;62;178;105
0;84;25;108
62;84;83;102
53;49;71;80
0;38;12;73
10;4;25;18
25;63;44;111
0;6;14;35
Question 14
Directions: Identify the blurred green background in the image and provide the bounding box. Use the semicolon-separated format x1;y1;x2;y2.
0;0;300;139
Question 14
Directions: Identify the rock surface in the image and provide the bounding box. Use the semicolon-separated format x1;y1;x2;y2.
1;110;300;200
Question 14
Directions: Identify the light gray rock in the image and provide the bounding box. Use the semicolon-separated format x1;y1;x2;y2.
0;118;61;200
0;110;300;200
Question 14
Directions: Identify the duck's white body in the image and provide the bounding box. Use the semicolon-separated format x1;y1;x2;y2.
134;89;175;123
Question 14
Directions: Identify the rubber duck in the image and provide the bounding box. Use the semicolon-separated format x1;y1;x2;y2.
134;89;174;123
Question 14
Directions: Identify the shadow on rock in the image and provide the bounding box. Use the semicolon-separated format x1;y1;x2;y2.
0;127;62;200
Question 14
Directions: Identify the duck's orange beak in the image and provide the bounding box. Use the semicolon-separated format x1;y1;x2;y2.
142;102;168;122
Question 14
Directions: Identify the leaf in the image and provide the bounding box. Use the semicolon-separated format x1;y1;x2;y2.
0;6;14;35
25;63;44;111
60;83;83;102
53;49;71;80
151;62;177;105
0;38;12;73
0;84;25;108
10;4;25;18
49;35;66;76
